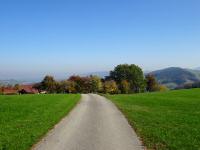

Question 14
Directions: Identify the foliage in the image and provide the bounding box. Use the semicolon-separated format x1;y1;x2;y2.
146;74;159;92
176;81;200;90
90;75;103;93
107;64;146;93
67;75;103;93
155;84;169;92
0;86;3;94
103;80;118;94
33;64;172;94
68;76;83;93
119;80;130;94
66;81;77;93
14;84;20;90
106;89;200;150
40;75;57;93
0;94;80;150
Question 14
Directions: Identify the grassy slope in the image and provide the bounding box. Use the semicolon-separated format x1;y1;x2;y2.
106;89;200;150
0;94;80;150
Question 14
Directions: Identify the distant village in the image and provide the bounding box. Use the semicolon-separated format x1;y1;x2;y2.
0;84;44;95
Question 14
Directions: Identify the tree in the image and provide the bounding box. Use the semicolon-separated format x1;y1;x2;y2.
90;75;103;93
14;84;20;90
119;80;130;94
108;64;146;93
145;74;158;92
68;75;103;93
0;86;4;94
66;81;77;93
54;81;69;93
155;85;169;92
103;80;118;94
68;76;83;93
40;75;57;93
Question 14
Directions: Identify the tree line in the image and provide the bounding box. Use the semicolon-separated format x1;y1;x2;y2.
33;64;168;94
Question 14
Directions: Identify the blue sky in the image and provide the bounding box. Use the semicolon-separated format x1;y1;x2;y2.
0;0;200;80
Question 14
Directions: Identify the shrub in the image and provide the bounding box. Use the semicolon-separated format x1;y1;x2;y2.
103;80;118;94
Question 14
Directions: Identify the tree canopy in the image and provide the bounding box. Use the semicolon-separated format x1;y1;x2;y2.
108;64;146;93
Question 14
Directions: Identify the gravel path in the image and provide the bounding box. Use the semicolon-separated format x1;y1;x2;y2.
32;94;144;150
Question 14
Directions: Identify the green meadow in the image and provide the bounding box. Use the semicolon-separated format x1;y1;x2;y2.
106;89;200;150
0;94;80;150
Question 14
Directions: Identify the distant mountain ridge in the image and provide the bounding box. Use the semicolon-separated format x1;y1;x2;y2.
196;67;200;70
0;79;23;86
150;67;200;89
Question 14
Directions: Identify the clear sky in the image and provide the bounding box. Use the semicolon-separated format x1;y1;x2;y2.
0;0;200;80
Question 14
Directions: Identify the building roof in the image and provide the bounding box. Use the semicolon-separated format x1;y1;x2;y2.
3;88;18;95
19;85;39;94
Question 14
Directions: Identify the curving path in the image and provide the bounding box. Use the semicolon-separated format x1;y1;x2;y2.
32;94;144;150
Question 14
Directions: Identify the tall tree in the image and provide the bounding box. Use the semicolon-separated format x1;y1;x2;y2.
41;75;57;93
108;64;146;93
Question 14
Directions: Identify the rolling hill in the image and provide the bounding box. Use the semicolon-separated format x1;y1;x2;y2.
150;67;200;89
195;67;200;71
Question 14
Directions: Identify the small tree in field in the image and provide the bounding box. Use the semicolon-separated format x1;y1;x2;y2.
103;80;118;94
145;74;158;92
146;74;169;92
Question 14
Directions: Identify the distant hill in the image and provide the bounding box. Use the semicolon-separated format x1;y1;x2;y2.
196;67;200;71
150;67;200;89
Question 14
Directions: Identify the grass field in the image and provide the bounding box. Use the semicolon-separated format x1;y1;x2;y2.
106;89;200;150
0;94;80;150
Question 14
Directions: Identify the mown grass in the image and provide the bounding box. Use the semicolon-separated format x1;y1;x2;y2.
106;89;200;150
0;94;80;150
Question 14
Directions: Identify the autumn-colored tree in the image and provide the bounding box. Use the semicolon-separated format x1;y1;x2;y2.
68;75;103;93
54;81;69;93
103;80;118;94
119;80;130;94
145;74;158;92
90;75;103;93
40;75;57;93
155;85;169;92
14;84;20;90
68;75;83;93
67;81;77;93
0;86;4;94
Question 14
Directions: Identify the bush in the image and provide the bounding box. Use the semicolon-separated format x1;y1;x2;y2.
155;85;169;92
103;80;118;94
